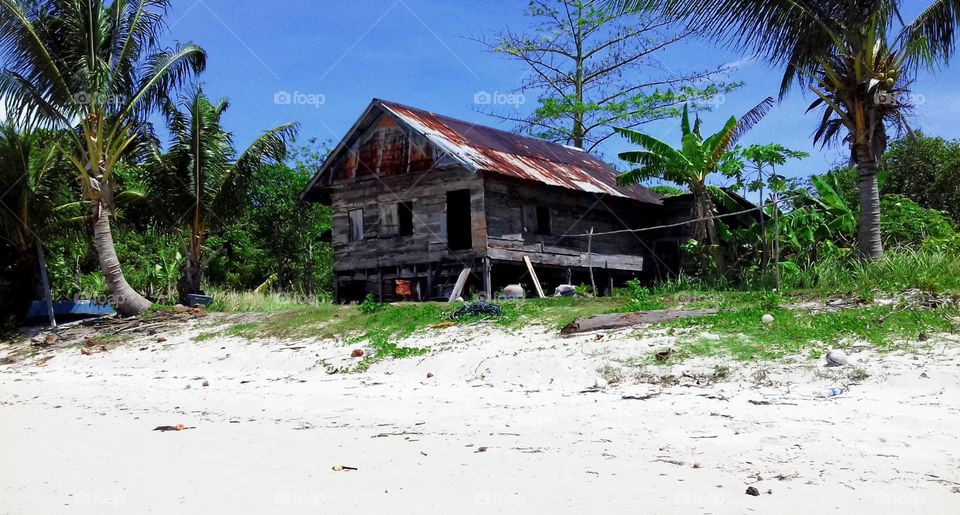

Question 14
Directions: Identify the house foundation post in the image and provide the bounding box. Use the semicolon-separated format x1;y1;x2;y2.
483;257;492;300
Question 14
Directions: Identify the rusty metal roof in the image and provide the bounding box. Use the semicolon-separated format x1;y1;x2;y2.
302;99;662;205
377;100;661;204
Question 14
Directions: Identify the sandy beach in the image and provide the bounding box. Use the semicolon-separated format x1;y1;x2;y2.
2;316;959;514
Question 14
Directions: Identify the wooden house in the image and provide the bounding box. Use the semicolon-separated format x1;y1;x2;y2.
301;99;683;302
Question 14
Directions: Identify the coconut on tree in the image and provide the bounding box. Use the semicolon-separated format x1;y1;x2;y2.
613;0;960;259
0;0;206;315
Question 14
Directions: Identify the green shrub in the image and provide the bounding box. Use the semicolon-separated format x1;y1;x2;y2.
359;293;387;314
881;195;958;249
623;279;665;311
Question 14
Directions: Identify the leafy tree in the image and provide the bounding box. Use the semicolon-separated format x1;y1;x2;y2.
615;99;773;245
482;0;740;151
199;138;332;296
740;144;809;282
616;0;960;259
882;134;960;224
149;86;297;303
0;0;206;315
0;123;79;320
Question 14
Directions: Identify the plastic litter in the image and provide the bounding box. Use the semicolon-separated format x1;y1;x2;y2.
819;387;846;398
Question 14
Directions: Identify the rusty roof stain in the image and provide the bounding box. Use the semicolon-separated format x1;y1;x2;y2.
303;99;661;205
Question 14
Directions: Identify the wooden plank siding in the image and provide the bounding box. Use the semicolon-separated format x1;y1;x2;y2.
328;169;667;274
329;167;486;271
482;175;659;272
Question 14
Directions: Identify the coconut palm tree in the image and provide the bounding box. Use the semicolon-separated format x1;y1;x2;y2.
615;99;773;245
149;87;297;303
0;0;206;315
0;122;81;322
613;0;960;258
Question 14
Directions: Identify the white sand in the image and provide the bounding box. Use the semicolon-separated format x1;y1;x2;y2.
2;316;959;514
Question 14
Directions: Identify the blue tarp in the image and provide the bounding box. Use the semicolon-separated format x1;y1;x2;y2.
26;300;116;320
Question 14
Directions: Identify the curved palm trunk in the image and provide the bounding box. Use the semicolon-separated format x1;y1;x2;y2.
854;144;883;259
177;185;206;304
177;245;203;305
92;201;153;316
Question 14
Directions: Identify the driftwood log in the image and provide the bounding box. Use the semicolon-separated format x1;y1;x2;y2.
560;308;719;335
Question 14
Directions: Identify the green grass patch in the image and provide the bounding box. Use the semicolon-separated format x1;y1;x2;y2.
207;289;328;313
653;305;958;363
218;296;634;369
193;331;220;342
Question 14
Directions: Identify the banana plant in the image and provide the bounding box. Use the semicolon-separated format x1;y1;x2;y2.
616;99;774;245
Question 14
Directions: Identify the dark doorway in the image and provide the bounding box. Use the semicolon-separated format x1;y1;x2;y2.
535;205;552;235
398;202;414;236
446;189;472;250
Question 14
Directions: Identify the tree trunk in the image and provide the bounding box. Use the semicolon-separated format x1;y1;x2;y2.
36;238;57;328
177;251;202;305
92;202;153;316
693;185;727;276
854;144;883;259
691;186;712;242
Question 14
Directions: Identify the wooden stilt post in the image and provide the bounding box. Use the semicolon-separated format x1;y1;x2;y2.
587;227;597;296
483;257;492;300
566;268;572;285
426;263;434;300
606;262;614;297
377;264;384;303
448;267;472;302
333;275;340;304
523;256;545;298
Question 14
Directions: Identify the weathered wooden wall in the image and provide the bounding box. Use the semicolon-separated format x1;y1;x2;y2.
329;167;486;272
483;175;660;272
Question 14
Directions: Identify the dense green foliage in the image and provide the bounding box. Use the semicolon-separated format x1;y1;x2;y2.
882;134;960;224
0;0;208;315
617;100;773;243
616;0;960;258
0;132;332;321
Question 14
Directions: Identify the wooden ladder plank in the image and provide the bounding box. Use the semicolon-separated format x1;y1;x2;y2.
448;267;472;302
523;256;545;298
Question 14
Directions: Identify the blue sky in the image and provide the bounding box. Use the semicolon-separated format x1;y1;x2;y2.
161;0;960;186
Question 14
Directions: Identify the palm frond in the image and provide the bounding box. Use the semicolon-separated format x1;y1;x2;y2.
904;0;960;63
121;42;207;123
730;96;775;144
234;122;300;175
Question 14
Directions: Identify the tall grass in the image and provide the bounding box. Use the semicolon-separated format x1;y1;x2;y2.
787;249;960;294
206;288;330;312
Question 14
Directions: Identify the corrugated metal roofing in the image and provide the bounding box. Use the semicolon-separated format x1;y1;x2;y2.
377;100;661;205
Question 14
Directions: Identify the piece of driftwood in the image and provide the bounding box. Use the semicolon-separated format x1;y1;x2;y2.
560;308;719;335
522;256;545;298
